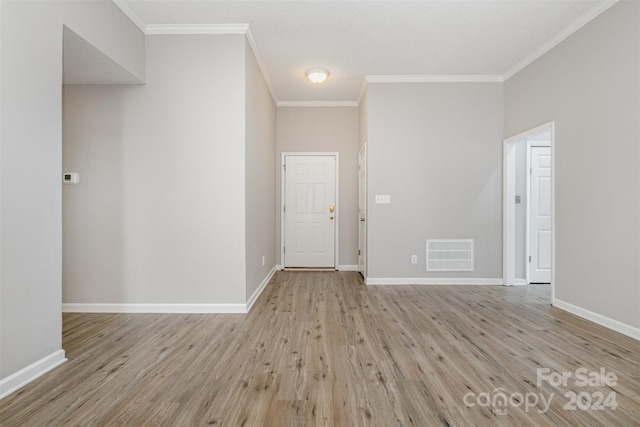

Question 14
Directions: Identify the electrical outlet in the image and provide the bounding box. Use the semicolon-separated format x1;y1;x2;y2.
375;194;391;204
411;255;418;264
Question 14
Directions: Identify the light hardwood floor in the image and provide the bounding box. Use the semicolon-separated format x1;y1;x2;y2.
1;271;638;426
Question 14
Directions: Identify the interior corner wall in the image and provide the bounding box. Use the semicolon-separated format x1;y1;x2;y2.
1;0;143;381
504;1;640;329
245;39;276;300
63;34;247;306
275;107;360;267
60;1;145;82
366;82;504;280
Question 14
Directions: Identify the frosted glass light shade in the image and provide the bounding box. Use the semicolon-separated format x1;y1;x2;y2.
306;68;329;84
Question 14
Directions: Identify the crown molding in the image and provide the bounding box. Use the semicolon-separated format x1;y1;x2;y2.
144;24;250;35
246;28;279;105
365;75;504;83
112;0;146;32
277;101;359;107
503;0;618;81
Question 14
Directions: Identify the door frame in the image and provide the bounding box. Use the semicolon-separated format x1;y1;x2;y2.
358;143;367;279
526;141;551;284
502;122;555;300
281;152;339;269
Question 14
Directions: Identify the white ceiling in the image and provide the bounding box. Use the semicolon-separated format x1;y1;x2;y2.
118;0;614;103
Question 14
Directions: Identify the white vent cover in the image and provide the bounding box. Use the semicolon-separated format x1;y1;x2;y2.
426;239;474;272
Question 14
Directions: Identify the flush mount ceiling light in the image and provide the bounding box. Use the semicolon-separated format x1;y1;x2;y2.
306;67;330;85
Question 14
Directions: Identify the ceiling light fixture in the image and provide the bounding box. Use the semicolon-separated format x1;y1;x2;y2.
306;67;330;85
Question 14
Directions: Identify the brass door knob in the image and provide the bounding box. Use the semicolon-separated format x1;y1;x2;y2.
329;204;335;213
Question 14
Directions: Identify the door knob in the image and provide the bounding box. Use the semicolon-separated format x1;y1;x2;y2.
330;216;334;220
329;204;335;213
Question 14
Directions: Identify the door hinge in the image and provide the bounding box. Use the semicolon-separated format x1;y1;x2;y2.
530;167;532;174
358;249;361;256
284;205;286;213
284;247;286;254
529;255;531;263
283;164;286;172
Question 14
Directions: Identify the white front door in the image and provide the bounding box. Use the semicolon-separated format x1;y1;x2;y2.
358;144;367;277
529;146;551;283
284;155;336;268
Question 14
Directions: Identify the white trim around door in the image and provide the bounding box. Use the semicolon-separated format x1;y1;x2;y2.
281;152;339;269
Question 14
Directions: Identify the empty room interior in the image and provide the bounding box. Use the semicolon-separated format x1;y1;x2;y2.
1;0;639;425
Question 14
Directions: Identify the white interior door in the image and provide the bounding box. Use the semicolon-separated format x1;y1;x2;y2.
358;144;367;276
284;155;336;268
529;146;551;283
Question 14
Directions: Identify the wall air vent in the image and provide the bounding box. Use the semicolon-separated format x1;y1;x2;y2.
426;239;474;272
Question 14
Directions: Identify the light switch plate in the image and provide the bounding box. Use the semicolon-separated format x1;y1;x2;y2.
375;195;391;204
63;172;79;184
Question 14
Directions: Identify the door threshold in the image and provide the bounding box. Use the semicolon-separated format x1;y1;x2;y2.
283;267;337;272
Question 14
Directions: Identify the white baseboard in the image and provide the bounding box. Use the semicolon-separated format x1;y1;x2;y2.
553;298;640;341
276;264;358;271
276;265;358;272
0;350;67;400
62;266;280;315
366;277;504;285
514;279;527;286
62;303;247;314
246;265;277;311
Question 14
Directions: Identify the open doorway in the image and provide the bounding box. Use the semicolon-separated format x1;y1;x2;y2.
358;143;367;279
62;26;143;311
503;123;555;295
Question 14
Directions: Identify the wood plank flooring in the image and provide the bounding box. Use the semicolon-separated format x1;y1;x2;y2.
1;271;638;426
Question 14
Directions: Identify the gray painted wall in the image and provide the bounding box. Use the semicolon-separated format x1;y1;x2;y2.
60;2;145;82
63;35;248;305
245;40;277;299
3;0;637;391
1;0;143;379
366;83;504;279
275;107;360;267
504;1;640;328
